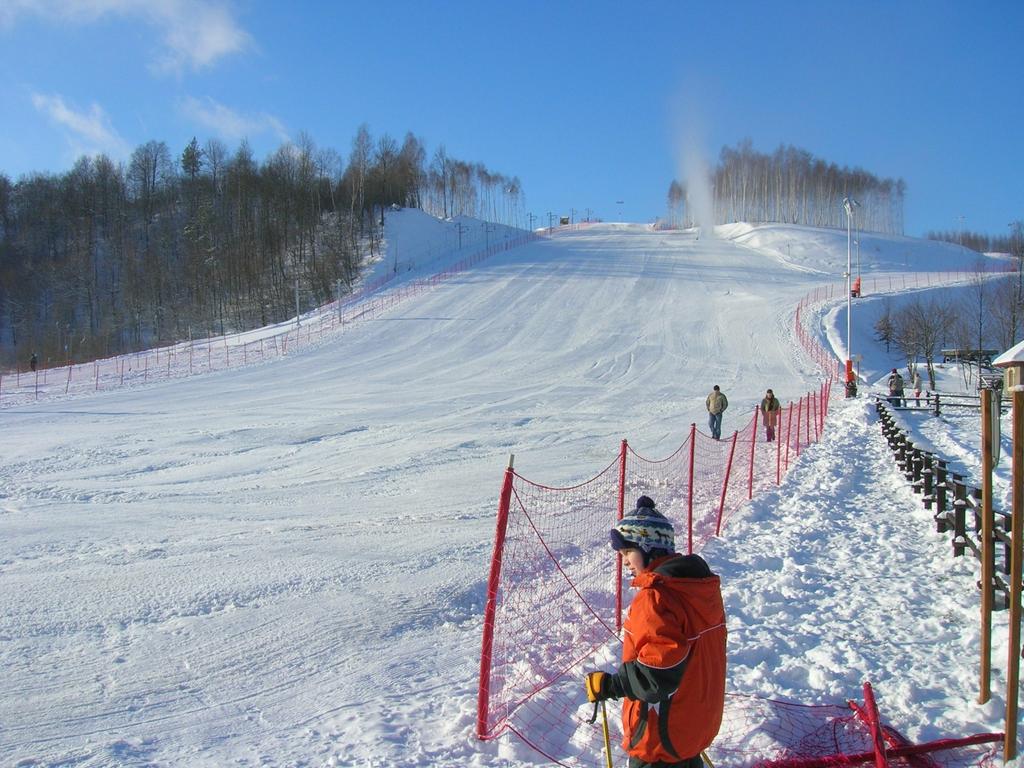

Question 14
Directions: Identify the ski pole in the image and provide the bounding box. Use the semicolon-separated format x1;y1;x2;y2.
600;700;613;768
701;749;715;768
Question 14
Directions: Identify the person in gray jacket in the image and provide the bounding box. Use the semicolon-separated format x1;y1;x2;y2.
705;385;728;440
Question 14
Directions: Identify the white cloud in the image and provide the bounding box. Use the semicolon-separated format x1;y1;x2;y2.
181;95;289;143
2;0;252;72
148;0;253;73
31;91;132;160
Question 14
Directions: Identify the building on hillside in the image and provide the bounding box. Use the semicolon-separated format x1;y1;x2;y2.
993;340;1024;390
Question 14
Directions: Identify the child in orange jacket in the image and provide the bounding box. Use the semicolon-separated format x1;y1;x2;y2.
585;496;727;768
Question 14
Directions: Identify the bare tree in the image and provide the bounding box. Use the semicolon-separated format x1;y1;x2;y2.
892;297;956;388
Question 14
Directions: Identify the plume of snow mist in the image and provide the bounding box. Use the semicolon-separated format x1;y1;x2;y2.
680;143;714;237
669;90;715;237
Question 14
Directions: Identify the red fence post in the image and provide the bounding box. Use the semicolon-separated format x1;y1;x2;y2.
862;682;889;768
687;423;696;555
795;396;803;458
616;439;628;632
805;393;811;445
716;431;739;536
477;456;516;741
776;417;782;485
812;391;819;442
747;406;759;499
785;402;794;470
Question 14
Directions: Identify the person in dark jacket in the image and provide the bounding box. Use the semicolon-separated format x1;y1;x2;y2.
760;388;781;442
887;368;905;407
29;352;38;372
585;496;727;768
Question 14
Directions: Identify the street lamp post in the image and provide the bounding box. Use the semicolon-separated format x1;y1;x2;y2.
843;197;860;397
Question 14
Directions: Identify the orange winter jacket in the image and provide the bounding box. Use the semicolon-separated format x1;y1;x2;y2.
613;554;727;763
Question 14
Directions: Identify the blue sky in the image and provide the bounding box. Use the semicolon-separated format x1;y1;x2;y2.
1;0;1021;237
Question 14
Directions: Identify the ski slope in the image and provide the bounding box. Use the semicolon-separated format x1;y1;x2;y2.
0;215;1013;766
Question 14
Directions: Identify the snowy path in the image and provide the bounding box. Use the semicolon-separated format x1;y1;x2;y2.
709;396;1002;745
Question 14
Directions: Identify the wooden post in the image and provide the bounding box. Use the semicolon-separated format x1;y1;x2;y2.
1006;389;1024;761
922;453;935;510
953;477;968;557
980;388;994;704
936;459;949;520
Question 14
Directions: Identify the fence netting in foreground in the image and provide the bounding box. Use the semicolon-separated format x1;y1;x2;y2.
491;683;1000;768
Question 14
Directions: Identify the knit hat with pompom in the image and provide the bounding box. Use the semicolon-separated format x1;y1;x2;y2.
609;496;675;555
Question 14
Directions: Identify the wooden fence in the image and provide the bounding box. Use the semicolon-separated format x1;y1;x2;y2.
882;389;1007;417
875;399;1010;609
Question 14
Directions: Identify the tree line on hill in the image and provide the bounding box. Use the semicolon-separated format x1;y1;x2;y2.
667;140;905;235
0;126;525;369
926;222;1023;257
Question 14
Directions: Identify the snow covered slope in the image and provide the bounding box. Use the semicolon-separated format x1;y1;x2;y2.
0;217;1011;766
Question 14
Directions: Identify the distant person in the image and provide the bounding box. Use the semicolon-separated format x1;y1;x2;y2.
760;388;781;442
29;352;38;372
584;496;727;768
887;368;905;407
706;385;728;440
912;369;923;405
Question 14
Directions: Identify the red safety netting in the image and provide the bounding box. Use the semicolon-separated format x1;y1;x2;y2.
476;289;846;761
715;683;1002;768
482;682;1001;768
0;232;539;407
476;284;1000;765
476;385;834;758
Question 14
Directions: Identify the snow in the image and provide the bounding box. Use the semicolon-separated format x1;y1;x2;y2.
994;339;1024;367
0;212;1018;766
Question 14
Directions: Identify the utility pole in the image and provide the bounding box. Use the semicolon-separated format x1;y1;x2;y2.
585;207;592;222
547;212;554;233
843;197;860;397
527;212;536;231
570;207;577;226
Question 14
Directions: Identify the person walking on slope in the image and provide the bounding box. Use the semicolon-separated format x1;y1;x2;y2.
887;368;905;407
760;388;781;442
584;496;727;768
912;369;923;406
706;385;728;440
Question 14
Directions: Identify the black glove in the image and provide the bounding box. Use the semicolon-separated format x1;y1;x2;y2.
585;671;615;702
